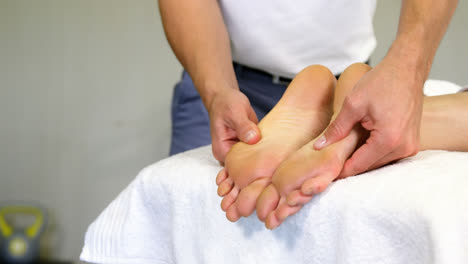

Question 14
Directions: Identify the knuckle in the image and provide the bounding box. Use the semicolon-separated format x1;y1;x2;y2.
229;108;249;126
382;132;400;149
402;142;419;157
343;95;360;113
241;119;254;130
225;104;236;117
240;94;250;105
328;121;344;139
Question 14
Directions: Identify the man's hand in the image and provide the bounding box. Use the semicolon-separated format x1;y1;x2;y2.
314;57;424;177
313;0;458;176
209;88;261;163
159;0;261;162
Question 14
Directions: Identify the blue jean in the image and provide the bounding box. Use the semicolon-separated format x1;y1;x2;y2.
169;64;289;155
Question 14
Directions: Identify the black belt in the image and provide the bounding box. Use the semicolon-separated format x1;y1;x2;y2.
234;60;370;85
234;63;293;85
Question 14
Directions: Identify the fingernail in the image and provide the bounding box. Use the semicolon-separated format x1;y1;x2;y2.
314;136;327;149
245;130;256;143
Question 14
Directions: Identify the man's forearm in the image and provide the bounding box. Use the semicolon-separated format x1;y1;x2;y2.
159;0;238;109
386;0;458;84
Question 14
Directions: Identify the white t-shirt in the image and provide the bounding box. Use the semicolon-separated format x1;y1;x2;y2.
219;0;377;77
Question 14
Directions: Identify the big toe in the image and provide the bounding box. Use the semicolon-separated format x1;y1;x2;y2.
266;197;302;230
235;178;270;217
301;172;335;196
272;150;316;196
286;190;313;207
275;198;302;224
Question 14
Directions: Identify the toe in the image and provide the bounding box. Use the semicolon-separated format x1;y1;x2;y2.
275;198;302;223
256;184;280;222
286;190;313;206
216;168;228;185
265;211;280;230
301;173;335;196
221;185;239;211
217;177;234;197
226;203;241;222
271;149;319;196
236;178;270;217
266;198;302;229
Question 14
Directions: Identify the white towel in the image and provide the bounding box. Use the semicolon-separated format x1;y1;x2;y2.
81;80;468;264
423;79;467;96
81;147;468;264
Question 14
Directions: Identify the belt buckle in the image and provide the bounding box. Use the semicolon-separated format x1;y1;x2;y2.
272;75;290;86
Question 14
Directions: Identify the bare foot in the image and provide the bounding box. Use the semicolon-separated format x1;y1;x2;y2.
256;63;372;229
216;65;336;222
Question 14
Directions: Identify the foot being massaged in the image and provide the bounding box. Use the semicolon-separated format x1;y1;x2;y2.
216;63;468;229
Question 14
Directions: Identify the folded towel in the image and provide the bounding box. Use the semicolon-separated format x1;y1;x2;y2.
423;79;467;96
81;147;468;264
81;80;468;264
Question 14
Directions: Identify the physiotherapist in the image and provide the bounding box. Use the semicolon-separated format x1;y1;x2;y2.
159;0;458;176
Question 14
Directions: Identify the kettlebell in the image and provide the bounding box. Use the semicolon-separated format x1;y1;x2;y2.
0;204;47;264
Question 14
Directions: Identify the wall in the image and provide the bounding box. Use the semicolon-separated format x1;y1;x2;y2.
0;0;181;261
372;1;468;85
0;0;466;262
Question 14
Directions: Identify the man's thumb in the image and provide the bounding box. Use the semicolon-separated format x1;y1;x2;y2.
233;118;261;144
313;109;357;150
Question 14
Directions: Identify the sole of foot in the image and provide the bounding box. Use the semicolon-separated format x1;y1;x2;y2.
216;65;337;222
255;63;372;229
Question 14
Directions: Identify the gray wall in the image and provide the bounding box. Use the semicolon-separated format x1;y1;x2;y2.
0;0;181;261
0;0;466;262
371;1;468;85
